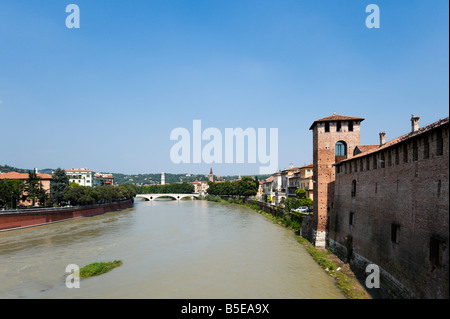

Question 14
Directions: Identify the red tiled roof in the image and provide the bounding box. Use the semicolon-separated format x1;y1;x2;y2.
309;114;365;130
355;145;379;153
0;172;52;180
337;117;449;164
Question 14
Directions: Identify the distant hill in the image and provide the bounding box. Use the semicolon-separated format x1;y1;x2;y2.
0;164;29;174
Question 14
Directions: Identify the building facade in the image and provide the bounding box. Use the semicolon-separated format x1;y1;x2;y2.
66;168;94;187
0;170;52;207
93;173;114;186
287;164;314;200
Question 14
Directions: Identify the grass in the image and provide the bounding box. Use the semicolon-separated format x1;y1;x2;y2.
296;237;372;299
79;260;123;278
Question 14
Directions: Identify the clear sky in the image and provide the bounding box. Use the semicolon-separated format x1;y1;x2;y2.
0;0;448;176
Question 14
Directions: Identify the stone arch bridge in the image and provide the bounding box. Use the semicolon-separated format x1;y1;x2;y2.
135;194;200;201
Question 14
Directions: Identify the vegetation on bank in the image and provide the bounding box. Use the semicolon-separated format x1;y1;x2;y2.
63;183;136;206
79;260;123;278
136;182;194;195
0;168;137;209
296;237;372;299
206;176;259;198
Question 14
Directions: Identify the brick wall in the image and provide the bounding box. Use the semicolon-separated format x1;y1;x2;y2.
0;199;134;231
312;119;361;246
330;123;449;298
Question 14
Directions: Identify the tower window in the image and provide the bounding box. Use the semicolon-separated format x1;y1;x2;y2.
349;212;355;226
335;141;347;162
325;122;330;132
337;121;342;132
348;121;353;132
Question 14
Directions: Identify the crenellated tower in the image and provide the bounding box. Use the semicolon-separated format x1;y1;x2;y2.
309;114;364;247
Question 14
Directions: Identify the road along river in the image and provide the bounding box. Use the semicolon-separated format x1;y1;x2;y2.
0;199;345;299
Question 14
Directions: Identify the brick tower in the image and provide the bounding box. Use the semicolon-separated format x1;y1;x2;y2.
209;168;214;182
309;114;364;247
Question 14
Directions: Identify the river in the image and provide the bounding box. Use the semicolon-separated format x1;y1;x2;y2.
0;199;345;299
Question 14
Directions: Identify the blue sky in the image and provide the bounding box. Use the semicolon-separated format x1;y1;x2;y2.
0;0;448;176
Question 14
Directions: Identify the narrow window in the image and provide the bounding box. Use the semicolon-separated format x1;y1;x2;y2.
380;152;385;168
337;121;342;132
325;122;330;133
387;150;392;167
403;144;408;163
436;129;443;156
412;140;418;161
351;180;357;197
373;154;377;169
395;147;400;165
423;136;430;159
349;212;355;226
430;237;442;267
360;159;364;171
348;121;353;132
391;224;400;244
375;182;378;194
366;157;371;170
437;180;441;197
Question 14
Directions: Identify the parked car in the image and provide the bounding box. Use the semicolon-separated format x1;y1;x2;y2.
294;206;309;212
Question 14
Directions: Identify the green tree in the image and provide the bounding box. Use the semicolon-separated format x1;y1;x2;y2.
51;168;70;206
25;171;46;207
0;179;25;209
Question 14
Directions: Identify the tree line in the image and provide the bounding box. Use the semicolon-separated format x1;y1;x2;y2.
136;183;195;194
0;168;136;209
206;176;259;198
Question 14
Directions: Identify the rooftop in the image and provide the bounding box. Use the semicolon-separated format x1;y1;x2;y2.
0;172;52;180
309;114;365;130
337;116;449;164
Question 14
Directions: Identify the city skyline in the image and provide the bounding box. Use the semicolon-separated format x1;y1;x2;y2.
1;0;448;176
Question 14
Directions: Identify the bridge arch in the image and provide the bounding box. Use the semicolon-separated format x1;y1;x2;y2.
135;194;200;201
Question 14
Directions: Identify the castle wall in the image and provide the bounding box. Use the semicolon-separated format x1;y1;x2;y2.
330;124;449;298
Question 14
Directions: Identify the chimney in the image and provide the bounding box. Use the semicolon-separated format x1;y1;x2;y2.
379;132;386;146
411;115;420;132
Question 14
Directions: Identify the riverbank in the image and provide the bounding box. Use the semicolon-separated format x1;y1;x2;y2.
204;196;373;299
0;199;134;232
